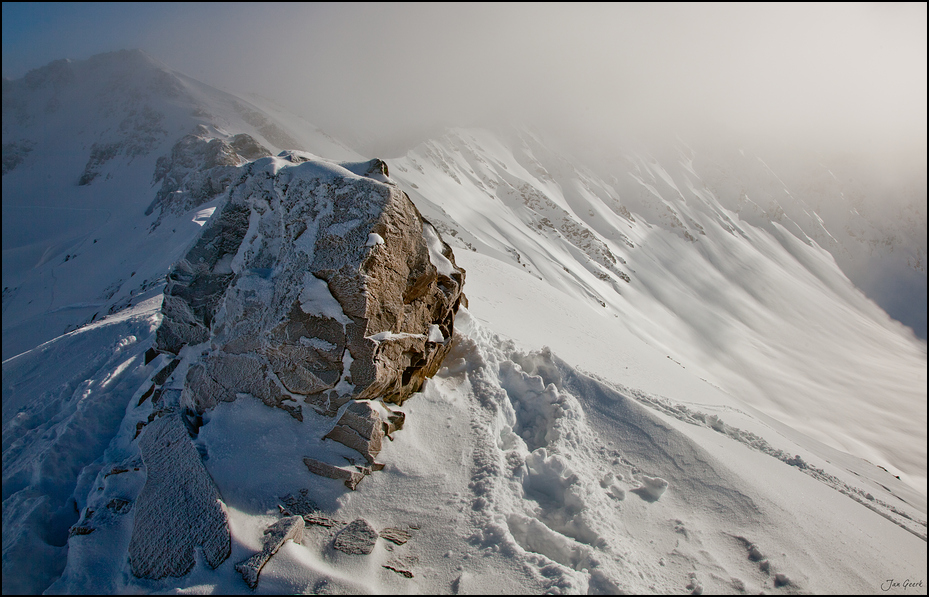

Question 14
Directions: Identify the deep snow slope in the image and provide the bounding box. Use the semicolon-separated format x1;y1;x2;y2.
2;53;926;595
2;49;360;361
390;128;927;497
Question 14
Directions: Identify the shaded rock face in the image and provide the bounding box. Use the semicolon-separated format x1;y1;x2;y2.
155;153;465;420
145;125;272;217
128;415;231;578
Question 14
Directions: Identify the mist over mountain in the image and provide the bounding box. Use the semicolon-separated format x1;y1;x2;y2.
6;3;923;332
2;5;926;595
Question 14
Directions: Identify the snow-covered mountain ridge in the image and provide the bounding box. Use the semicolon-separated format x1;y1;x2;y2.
2;50;360;361
391;127;926;492
3;51;926;594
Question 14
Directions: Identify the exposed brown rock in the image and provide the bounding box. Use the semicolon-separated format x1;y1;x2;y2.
380;527;412;545
153;152;464;419
323;401;384;464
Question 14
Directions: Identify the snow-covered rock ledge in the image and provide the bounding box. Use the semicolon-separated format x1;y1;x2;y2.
124;150;465;579
153;151;466;419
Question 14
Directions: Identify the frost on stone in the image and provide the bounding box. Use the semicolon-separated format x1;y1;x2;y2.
155;200;251;354
279;489;319;517
152;151;466;422
128;415;231;579
145;126;269;217
332;518;379;555
235;515;305;589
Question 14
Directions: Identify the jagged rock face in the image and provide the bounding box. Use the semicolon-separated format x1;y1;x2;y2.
323;400;405;465
155;153;465;419
145;126;271;217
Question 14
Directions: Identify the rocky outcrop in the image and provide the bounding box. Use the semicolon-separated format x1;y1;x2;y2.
155;151;465;421
128;150;464;582
145;126;271;216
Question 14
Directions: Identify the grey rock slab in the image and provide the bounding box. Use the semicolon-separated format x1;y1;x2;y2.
333;518;379;555
128;415;231;579
235;515;305;589
303;457;369;490
380;527;412;545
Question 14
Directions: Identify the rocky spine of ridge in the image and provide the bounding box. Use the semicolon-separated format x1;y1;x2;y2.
152;152;466;418
126;148;465;579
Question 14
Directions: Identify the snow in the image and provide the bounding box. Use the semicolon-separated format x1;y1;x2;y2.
298;273;351;324
367;331;426;343
2;53;926;595
422;221;457;277
192;206;217;227
366;232;385;247
427;324;446;343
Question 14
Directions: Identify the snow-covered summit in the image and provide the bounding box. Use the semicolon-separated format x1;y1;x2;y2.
2;50;360;361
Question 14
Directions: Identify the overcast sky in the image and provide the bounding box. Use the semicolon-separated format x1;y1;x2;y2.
3;3;927;162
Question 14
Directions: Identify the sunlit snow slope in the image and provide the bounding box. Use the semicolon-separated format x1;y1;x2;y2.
390;128;927;495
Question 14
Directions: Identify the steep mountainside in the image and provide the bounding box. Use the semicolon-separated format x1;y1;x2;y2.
390;128;926;493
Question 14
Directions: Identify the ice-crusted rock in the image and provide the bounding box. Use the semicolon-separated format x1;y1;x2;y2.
154;151;466;420
333;519;379;555
127;415;231;579
145;126;271;216
323;400;405;465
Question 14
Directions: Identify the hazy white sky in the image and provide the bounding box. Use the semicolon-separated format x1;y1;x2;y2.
3;3;927;160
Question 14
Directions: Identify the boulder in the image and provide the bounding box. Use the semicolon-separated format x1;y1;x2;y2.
323;400;386;464
153;151;465;418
